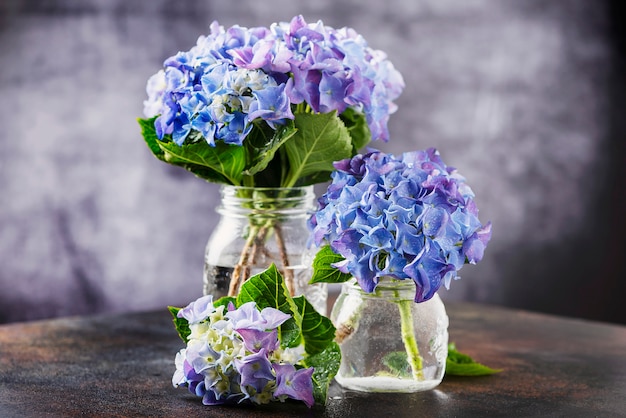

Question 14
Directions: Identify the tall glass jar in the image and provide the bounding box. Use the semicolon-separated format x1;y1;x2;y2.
203;186;327;315
331;278;448;392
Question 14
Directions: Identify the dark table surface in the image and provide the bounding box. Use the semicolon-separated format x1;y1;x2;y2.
1;300;625;417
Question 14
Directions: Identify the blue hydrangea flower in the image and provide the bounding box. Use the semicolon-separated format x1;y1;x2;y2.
143;15;404;147
309;149;492;302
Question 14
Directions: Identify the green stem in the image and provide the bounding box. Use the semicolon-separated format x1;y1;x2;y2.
242;175;255;188
398;299;424;380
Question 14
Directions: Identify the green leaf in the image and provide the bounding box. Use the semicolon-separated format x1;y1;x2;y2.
310;245;353;284
244;121;297;177
339;107;371;152
302;341;341;406
282;111;352;187
157;139;246;185
293;296;337;355
445;343;502;376
235;264;295;311
138;117;245;184
138;117;166;160
296;170;332;185
236;264;302;348
381;351;412;378
168;306;190;343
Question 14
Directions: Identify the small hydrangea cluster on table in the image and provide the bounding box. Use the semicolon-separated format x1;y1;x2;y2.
172;297;314;407
169;265;340;409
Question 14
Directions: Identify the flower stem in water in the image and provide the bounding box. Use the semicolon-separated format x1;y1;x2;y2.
273;223;294;296
398;299;424;380
228;224;260;296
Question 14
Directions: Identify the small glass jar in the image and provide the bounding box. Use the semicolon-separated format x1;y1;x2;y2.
203;185;327;314
330;278;448;392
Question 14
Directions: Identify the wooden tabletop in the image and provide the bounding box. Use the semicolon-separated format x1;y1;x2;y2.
1;301;625;417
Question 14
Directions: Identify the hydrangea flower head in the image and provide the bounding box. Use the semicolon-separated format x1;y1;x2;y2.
143;15;404;147
172;299;315;407
309;148;492;302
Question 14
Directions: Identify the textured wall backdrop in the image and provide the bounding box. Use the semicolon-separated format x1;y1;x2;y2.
1;0;624;323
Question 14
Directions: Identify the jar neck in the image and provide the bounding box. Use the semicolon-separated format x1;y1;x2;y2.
218;185;315;216
344;277;420;301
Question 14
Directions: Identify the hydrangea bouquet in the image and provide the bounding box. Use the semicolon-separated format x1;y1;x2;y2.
170;264;340;408
138;15;404;298
308;148;492;380
138;15;403;188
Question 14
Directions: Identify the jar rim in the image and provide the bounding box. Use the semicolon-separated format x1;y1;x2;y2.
220;185;315;200
217;185;316;215
344;277;422;299
220;185;315;192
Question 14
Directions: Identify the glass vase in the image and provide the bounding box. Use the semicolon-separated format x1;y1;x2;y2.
203;186;327;314
330;278;448;392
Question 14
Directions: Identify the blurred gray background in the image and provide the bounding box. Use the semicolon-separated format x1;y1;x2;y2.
1;0;624;324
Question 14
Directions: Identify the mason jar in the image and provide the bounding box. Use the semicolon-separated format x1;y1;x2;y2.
331;278;448;392
204;185;327;314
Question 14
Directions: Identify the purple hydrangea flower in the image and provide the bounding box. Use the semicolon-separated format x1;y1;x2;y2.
236;328;280;353
144;15;404;147
177;294;215;324
234;349;276;396
172;300;315;408
272;363;315;408
226;301;291;330
309;149;492;302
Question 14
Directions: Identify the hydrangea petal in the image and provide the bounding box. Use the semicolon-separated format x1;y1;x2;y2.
178;295;215;324
273;363;315;408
